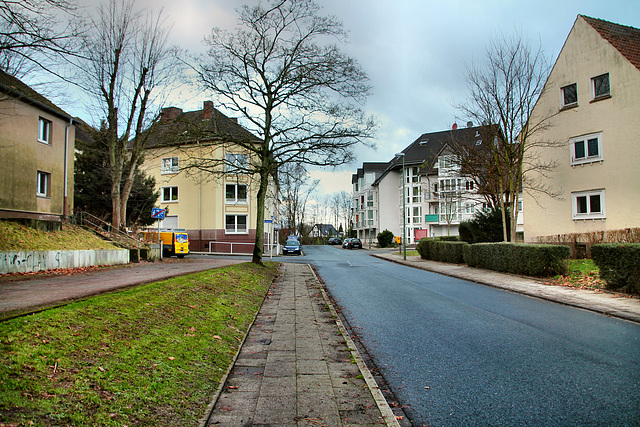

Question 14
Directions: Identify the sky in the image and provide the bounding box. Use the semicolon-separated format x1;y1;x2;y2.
64;0;639;199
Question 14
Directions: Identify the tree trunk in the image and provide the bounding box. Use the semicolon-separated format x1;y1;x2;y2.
252;169;270;265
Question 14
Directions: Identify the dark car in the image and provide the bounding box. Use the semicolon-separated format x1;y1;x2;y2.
348;238;362;249
328;237;342;245
342;238;352;248
282;239;302;255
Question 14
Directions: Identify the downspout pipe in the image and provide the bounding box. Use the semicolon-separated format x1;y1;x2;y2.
64;118;74;219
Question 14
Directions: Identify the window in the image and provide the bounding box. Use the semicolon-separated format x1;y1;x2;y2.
162;186;178;202
412;206;422;224
225;153;248;173
465;203;475;214
367;210;374;225
412;186;421;203
161;157;179;173
465;180;475;191
561;83;577;107
570;132;602;165
225;214;247;233
38;118;51;144
36;171;50;197
572;189;605;220
591;73;610;100
226;183;248;204
367;193;374;207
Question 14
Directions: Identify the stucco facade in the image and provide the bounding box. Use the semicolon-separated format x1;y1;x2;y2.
140;102;277;254
0;71;75;222
523;16;640;241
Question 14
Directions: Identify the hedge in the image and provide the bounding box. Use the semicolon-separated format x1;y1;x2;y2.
463;242;570;277
591;243;640;293
416;238;468;264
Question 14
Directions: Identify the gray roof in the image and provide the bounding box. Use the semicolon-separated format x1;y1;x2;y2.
0;70;72;120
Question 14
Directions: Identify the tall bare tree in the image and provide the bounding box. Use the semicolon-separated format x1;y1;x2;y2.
72;0;175;231
192;0;376;264
454;32;558;242
278;163;318;234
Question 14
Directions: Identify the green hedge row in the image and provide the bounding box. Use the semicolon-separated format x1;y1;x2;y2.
416;239;467;264
591;243;640;293
416;238;570;277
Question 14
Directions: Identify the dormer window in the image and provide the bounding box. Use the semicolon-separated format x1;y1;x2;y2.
561;83;577;108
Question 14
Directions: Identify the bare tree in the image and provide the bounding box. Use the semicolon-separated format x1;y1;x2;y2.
191;0;376;264
454;31;559;242
72;0;175;231
0;0;80;76
278;163;318;234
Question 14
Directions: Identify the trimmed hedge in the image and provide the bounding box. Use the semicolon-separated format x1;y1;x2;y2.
463;242;570;277
416;238;468;264
591;243;640;293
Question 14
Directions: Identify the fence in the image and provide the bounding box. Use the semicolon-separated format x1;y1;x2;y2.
208;241;279;256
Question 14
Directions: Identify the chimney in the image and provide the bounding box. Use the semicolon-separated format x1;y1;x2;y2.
160;107;182;123
203;101;213;120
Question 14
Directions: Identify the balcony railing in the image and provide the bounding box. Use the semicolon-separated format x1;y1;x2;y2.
425;214;439;223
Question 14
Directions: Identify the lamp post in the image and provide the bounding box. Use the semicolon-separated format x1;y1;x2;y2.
395;152;406;260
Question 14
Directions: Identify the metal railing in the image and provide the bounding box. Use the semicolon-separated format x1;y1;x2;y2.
72;211;145;248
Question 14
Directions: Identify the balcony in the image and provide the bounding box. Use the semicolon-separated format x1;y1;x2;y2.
425;214;439;223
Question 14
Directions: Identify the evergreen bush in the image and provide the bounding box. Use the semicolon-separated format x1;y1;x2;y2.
377;229;395;248
463;243;570;276
591;243;640;293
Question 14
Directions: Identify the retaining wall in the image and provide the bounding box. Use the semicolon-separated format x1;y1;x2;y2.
0;249;129;274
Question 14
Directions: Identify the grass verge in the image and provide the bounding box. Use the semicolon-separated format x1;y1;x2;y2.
0;262;278;426
544;259;607;292
0;221;116;251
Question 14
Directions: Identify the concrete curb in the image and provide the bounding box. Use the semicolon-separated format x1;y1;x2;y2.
308;264;401;427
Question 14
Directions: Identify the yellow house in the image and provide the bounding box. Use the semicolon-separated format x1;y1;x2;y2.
0;70;75;225
524;15;640;242
140;101;277;253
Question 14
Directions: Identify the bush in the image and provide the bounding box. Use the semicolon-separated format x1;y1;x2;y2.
591;243;640;293
377;229;395;248
463;243;570;276
459;207;510;243
416;238;468;264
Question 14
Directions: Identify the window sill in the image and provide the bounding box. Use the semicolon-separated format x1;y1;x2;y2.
38;140;51;145
225;231;249;235
571;159;603;167
573;216;606;221
590;94;611;103
36;195;50;199
559;103;578;112
161;200;178;203
226;201;248;205
161;171;178;175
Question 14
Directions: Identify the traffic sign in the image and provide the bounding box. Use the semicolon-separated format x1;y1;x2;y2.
151;208;166;219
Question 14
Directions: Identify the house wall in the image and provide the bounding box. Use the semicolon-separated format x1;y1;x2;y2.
0;97;74;221
141;144;275;253
524;17;640;241
376;170;401;238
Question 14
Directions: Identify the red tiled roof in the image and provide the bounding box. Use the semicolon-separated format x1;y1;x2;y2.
581;15;640;71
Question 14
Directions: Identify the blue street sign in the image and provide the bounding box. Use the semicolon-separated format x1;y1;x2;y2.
151;208;166;219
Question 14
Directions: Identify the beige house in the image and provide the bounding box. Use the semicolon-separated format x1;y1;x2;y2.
0;70;75;225
141;101;277;254
523;16;640;242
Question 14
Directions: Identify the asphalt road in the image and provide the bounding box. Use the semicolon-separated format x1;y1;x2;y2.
298;245;640;426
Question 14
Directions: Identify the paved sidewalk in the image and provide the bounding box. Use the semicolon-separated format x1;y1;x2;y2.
203;262;399;426
373;251;640;324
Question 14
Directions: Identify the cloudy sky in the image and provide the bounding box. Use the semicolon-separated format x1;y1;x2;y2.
67;0;639;197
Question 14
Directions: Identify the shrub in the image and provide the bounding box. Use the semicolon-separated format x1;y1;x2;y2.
463;243;570;276
416;238;468;264
591;243;640;293
377;229;395;248
460;207;510;243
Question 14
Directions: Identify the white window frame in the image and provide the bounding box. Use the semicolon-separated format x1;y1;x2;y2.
225;183;248;204
572;189;605;220
38;117;51;144
225;214;248;234
570;132;603;166
161;156;179;174
225;153;248;173
36;171;50;197
591;73;610;100
161;186;179;202
561;83;578;108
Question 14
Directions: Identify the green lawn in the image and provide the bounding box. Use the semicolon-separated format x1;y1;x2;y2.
0;262;278;426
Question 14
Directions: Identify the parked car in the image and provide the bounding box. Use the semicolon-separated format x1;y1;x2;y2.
342;238;352;248
283;239;302;255
348;238;362;249
328;237;342;245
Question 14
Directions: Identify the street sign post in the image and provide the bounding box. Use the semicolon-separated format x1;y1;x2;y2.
151;208;166;260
